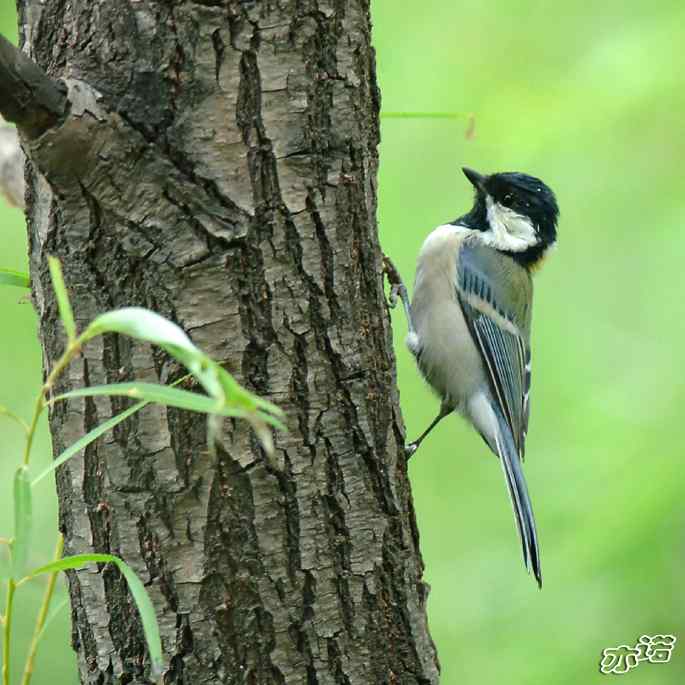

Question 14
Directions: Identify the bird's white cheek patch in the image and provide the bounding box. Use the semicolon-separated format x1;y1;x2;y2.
483;196;538;252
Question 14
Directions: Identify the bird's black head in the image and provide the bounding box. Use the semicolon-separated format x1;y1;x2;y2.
456;167;559;269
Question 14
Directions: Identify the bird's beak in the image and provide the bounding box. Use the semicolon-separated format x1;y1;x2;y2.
462;167;485;191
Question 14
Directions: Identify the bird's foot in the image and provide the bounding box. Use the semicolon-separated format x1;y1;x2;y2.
383;255;415;335
404;441;419;459
382;255;405;309
388;283;401;309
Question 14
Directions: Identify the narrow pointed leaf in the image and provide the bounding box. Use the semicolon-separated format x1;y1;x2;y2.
32;400;149;486
30;553;163;675
81;307;197;354
52;382;286;430
254;411;286;433
79;308;222;398
249;415;274;456
53;382;248;418
48;256;76;342
79;308;284;414
12;465;32;578
211;361;285;418
0;268;30;289
76;307;286;450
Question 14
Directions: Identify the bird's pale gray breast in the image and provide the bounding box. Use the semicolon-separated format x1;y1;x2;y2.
409;227;488;408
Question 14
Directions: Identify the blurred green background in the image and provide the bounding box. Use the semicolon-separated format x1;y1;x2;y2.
1;1;683;683
374;0;685;683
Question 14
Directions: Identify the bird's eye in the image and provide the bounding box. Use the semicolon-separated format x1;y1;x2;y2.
502;193;514;207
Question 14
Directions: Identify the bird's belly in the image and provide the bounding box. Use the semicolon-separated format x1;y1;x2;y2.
413;298;486;411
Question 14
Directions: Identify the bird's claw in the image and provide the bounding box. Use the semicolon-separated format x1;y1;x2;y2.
383;254;403;309
388;283;401;309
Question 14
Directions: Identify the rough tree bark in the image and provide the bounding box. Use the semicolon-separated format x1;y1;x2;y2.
6;1;439;683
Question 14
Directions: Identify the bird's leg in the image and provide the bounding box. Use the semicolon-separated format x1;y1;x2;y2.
382;254;416;336
405;404;452;458
384;254;442;457
384;254;449;458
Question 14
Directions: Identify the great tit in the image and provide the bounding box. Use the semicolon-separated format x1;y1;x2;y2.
387;167;558;587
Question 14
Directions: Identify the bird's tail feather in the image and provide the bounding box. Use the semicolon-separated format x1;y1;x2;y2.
494;421;542;587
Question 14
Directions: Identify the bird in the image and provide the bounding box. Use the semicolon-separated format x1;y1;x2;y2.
385;166;559;587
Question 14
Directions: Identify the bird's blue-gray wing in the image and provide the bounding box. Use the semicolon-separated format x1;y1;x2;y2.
455;240;533;457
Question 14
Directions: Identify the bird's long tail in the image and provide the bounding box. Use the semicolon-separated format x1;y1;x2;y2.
494;418;542;587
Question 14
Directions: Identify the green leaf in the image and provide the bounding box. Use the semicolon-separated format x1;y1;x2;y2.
211;361;285;418
12;465;32;578
80;307;224;396
53;382;247;418
53;382;287;432
48;256;76;342
77;306;287;451
81;307;197;355
32;400;149;487
0;267;30;289
84;308;285;411
249;415;274;457
29;553;163;675
254;410;286;433
81;308;225;400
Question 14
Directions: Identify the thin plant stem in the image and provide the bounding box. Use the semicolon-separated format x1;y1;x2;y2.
22;394;44;468
10;340;80;684
0;409;30;435
20;535;64;685
2;579;16;685
22;341;81;467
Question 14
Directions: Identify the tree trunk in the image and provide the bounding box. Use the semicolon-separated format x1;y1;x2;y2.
14;1;438;682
